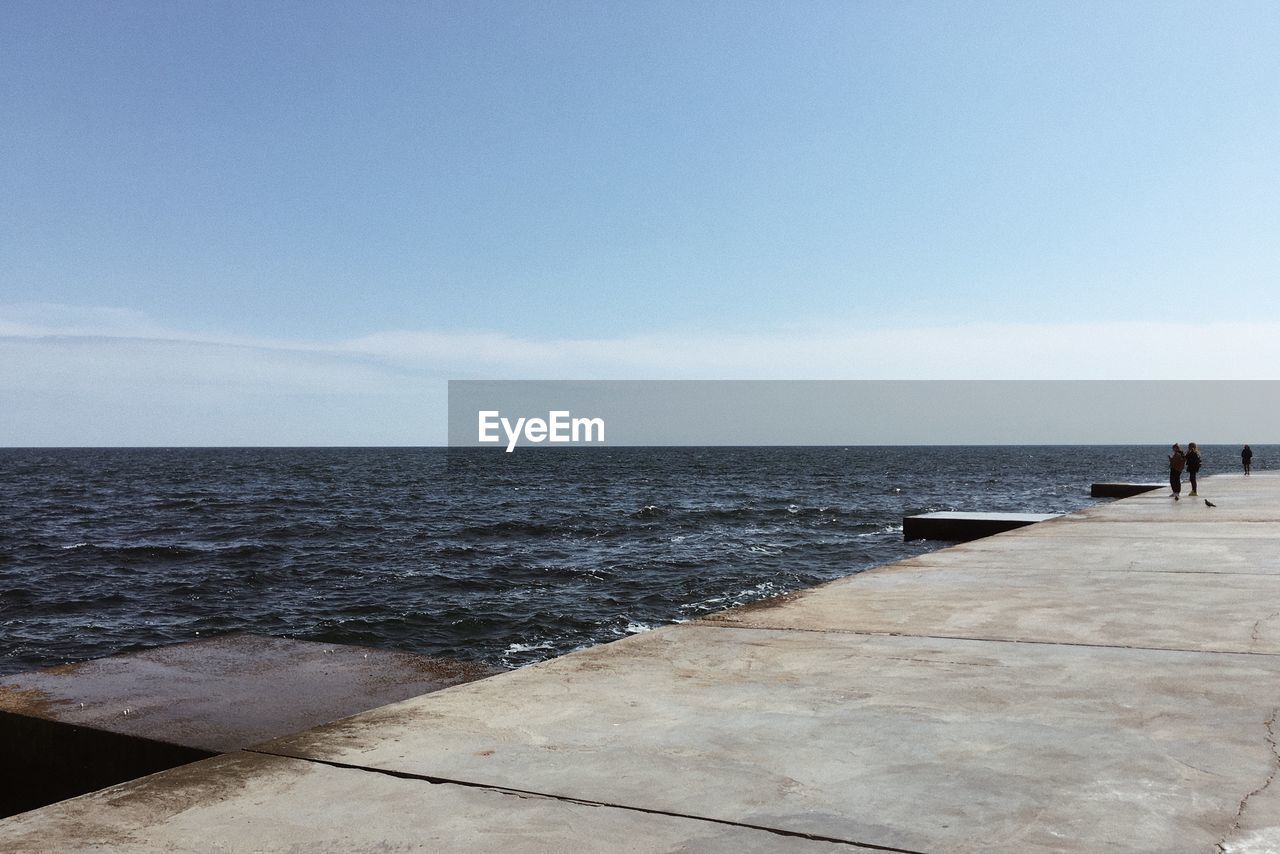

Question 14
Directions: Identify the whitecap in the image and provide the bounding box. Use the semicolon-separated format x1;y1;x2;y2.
503;640;554;655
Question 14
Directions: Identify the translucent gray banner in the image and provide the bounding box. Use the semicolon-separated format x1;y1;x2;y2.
447;380;1278;448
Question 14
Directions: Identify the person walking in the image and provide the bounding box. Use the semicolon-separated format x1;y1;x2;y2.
1243;444;1253;475
1169;443;1185;500
1185;442;1202;496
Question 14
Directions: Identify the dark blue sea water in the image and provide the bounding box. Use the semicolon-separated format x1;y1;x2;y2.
0;445;1266;676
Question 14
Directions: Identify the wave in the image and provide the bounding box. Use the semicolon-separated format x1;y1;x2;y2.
57;541;279;561
0;444;1125;676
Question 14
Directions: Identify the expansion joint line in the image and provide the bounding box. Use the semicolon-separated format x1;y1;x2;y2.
245;748;928;854
1216;707;1280;854
699;621;1280;657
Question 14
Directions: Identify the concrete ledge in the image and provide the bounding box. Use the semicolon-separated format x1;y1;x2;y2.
1090;482;1164;497
0;751;877;853
902;511;1058;541
0;634;496;818
0;710;212;821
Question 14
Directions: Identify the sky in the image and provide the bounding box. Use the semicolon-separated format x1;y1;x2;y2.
2;1;1278;445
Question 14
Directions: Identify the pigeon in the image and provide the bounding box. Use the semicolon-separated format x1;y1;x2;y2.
1205;499;1217;508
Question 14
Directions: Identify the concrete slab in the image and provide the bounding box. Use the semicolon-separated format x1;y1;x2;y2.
1050;473;1280;525
1007;518;1280;540
705;564;1280;653
0;634;496;818
253;625;1280;854
908;531;1280;573
0;751;868;853
1060;502;1280;524
903;511;1058;541
0;633;494;753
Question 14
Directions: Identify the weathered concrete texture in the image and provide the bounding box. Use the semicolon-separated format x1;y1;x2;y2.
902;511;1058;541
704;565;1280;653
899;531;1280;574
0;633;495;752
1012;518;1280;540
0;751;869;854
254;626;1280;853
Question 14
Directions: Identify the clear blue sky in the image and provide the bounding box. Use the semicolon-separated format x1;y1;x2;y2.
2;2;1277;444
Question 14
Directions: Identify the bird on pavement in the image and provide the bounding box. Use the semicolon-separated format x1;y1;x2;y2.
1205;499;1217;508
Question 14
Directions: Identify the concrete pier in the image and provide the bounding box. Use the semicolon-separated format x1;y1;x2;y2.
3;474;1280;852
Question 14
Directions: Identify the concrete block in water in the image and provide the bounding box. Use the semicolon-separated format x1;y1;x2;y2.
902;510;1058;541
1090;482;1164;498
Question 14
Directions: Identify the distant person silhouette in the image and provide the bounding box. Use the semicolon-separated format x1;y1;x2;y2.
1242;444;1253;475
1185;442;1202;496
1168;443;1185;500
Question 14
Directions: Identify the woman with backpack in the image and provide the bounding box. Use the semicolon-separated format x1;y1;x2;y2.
1185;442;1202;496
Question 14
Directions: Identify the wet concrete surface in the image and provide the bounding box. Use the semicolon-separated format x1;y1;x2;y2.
0;634;496;818
0;633;496;752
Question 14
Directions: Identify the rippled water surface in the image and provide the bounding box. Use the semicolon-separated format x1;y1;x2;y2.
0;445;1264;675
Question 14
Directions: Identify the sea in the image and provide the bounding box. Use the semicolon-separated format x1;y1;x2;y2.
0;444;1264;676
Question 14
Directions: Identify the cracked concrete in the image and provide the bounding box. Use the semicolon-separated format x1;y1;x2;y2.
1253;615;1280;644
243;749;925;852
3;473;1280;851
1218;709;1280;854
0;752;886;853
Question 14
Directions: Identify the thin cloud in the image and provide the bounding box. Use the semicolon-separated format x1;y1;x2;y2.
339;321;1280;380
3;303;1279;444
6;304;1280;381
